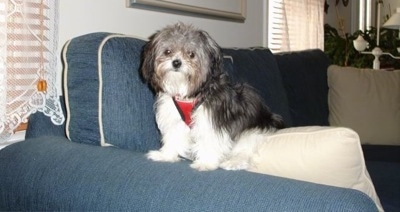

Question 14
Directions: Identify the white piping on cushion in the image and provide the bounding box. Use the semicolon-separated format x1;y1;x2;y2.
97;34;148;147
223;55;233;63
62;39;72;141
224;47;267;51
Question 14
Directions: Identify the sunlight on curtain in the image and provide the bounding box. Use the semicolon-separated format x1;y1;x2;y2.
0;0;64;142
268;0;325;53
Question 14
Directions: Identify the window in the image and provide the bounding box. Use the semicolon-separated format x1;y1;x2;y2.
268;0;325;53
0;0;64;143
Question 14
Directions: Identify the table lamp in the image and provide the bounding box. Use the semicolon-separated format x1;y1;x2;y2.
353;5;400;69
383;7;400;53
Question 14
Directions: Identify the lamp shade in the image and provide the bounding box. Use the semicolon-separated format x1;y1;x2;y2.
383;8;400;29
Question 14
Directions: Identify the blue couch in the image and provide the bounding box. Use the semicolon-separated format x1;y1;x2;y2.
0;32;397;211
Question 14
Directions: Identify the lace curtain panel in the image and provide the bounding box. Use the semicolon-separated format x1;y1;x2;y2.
268;0;325;53
0;0;64;142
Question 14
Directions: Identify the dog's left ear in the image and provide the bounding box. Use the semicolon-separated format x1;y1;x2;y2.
141;38;156;83
198;30;223;76
141;37;163;92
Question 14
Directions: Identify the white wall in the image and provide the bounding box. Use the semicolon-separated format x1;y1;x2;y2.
324;0;354;33
381;0;400;22
383;0;400;15
57;0;266;94
58;0;266;50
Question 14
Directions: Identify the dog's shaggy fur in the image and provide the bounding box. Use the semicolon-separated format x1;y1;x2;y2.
141;23;284;171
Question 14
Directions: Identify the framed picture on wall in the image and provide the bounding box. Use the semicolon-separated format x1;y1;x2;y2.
127;0;246;22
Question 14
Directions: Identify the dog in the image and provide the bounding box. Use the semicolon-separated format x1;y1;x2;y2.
141;22;284;171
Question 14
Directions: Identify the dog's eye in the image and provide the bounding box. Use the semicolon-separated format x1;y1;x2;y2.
164;50;172;55
188;52;195;59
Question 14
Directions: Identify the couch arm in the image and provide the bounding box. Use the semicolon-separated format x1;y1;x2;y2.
0;137;377;211
25;97;66;139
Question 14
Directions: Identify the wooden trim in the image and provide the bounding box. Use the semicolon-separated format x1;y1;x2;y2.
14;122;28;132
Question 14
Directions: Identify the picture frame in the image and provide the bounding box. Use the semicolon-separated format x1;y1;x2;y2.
127;0;246;22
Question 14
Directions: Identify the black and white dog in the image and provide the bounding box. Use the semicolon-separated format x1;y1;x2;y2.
141;23;284;171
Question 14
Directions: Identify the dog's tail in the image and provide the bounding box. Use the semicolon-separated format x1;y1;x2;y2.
270;114;285;130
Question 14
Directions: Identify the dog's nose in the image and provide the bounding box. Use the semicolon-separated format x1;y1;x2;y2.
172;59;182;69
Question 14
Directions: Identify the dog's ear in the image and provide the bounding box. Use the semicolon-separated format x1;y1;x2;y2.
198;30;223;76
141;35;157;82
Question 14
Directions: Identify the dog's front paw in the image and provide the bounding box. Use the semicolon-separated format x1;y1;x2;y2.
146;150;180;162
219;157;250;171
190;161;219;171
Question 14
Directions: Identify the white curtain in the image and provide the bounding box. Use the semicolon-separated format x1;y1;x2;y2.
0;0;64;142
268;0;325;53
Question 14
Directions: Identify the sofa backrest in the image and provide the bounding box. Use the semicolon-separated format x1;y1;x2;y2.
275;49;331;127
222;48;293;127
26;33;331;152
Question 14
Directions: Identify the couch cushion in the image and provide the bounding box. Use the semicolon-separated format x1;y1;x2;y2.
366;161;400;211
328;65;400;145
275;49;331;126
248;126;383;211
25;97;66;139
362;145;400;162
222;48;293;127
63;33;160;151
0;137;378;211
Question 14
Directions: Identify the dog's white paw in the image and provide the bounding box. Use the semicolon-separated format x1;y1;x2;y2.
219;158;250;171
146;150;180;162
190;161;219;171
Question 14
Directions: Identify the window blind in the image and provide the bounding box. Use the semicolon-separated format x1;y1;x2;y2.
268;0;325;53
0;0;64;142
268;0;285;52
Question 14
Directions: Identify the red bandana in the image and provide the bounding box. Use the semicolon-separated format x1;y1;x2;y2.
173;97;196;127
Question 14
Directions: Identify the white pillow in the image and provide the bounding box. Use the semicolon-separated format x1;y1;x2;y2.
327;65;400;145
248;126;383;212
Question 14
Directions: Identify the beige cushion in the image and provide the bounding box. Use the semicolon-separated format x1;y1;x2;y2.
248;126;383;211
327;65;400;145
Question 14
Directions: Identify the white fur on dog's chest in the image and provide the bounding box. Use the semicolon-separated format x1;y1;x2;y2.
156;93;233;163
190;105;234;162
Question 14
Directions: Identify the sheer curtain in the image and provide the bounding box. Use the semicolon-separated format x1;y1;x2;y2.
268;0;325;53
0;0;64;142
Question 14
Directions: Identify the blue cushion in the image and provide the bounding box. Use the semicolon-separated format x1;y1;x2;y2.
275;49;331;126
0;137;377;211
366;161;400;211
222;48;293;127
26;97;66;139
63;33;160;151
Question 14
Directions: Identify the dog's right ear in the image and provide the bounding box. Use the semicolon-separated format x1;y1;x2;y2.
141;37;157;82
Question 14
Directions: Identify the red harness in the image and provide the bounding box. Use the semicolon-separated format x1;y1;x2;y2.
173;97;197;127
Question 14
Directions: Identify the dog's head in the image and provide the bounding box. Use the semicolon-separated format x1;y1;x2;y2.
141;22;223;98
